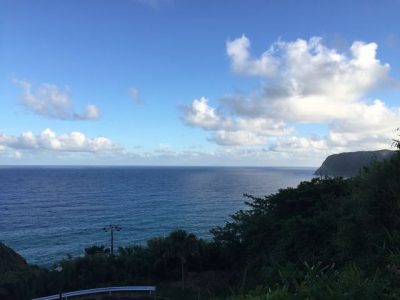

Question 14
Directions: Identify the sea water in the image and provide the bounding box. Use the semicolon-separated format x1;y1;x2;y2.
0;166;314;265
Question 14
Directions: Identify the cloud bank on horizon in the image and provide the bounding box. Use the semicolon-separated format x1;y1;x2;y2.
183;36;399;153
0;128;119;153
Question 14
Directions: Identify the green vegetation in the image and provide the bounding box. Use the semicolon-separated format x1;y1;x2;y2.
1;142;400;299
0;243;28;274
314;149;395;177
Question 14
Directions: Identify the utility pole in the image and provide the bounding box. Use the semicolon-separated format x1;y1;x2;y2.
103;224;121;256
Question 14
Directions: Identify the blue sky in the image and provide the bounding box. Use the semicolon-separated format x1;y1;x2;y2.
1;0;399;166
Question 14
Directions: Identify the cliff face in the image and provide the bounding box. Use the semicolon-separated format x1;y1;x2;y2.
0;242;28;273
315;150;395;177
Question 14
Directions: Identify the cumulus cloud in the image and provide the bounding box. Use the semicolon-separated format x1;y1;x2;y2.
183;36;399;151
0;129;119;153
327;100;399;149
15;80;101;120
183;97;223;130
183;97;293;145
226;35;278;77
225;36;390;122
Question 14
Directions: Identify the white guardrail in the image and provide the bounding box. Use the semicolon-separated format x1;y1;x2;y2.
32;286;156;300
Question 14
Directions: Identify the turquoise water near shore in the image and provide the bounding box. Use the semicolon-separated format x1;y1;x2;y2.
0;166;314;265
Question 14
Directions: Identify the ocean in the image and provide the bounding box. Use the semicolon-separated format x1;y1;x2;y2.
0;166;315;266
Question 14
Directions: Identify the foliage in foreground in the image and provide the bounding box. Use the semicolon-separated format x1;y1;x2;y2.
222;148;400;299
1;146;400;299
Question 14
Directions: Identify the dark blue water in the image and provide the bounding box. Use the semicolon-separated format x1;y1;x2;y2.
0;166;314;266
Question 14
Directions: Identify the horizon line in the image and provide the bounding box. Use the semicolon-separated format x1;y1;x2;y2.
0;164;318;169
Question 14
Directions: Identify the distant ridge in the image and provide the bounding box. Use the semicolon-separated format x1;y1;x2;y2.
315;150;395;177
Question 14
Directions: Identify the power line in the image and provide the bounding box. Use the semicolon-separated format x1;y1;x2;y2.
103;224;121;256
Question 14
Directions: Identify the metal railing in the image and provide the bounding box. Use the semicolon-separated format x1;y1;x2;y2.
32;286;156;300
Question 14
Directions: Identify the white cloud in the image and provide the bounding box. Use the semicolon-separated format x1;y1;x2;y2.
327;99;399;149
183;36;399;153
225;36;390;122
0;129;119;153
270;136;329;153
129;86;140;104
118;145;324;167
0;130;324;166
183;97;223;130
73;104;101;120
14;79;101;120
13;151;22;159
226;35;277;77
212;130;266;146
183;97;293;145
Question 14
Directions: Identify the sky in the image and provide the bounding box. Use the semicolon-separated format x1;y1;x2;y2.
1;0;400;166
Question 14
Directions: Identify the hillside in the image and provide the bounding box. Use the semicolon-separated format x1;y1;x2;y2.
0;242;28;273
314;149;395;176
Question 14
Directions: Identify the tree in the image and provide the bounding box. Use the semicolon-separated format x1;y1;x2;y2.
167;230;199;290
393;129;400;150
